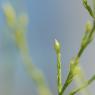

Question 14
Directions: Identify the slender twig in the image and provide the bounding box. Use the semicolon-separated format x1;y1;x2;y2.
69;75;95;95
77;21;95;58
57;53;62;95
82;0;95;19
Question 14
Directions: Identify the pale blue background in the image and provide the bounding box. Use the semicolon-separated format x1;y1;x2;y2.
0;0;95;95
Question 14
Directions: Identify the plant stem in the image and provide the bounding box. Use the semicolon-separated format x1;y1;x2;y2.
69;75;95;95
77;21;95;58
57;53;62;95
59;72;72;95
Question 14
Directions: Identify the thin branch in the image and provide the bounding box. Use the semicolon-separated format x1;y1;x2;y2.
69;75;95;95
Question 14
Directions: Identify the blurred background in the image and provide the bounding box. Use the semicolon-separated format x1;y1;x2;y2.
0;0;95;95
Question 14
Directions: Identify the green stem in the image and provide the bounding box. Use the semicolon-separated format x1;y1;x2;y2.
69;75;95;95
57;53;62;95
77;21;95;58
59;58;78;95
59;72;72;95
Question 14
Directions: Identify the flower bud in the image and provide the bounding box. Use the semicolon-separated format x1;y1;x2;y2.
54;39;61;54
72;66;81;76
70;58;79;71
85;21;92;32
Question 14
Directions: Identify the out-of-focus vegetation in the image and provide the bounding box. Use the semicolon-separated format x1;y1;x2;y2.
2;2;52;95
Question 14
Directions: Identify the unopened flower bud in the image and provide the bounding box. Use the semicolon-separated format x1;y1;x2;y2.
72;66;81;76
54;39;61;54
70;58;79;71
85;21;92;32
